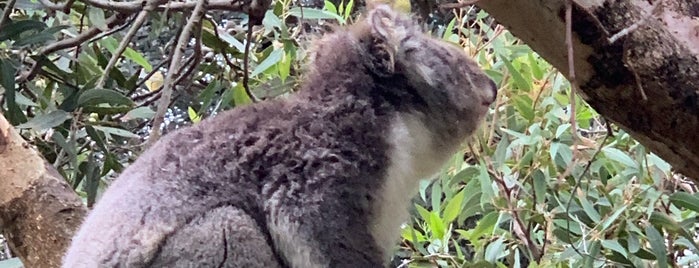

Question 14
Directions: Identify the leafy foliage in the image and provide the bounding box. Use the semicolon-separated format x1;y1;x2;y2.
395;8;699;268
1;1;698;267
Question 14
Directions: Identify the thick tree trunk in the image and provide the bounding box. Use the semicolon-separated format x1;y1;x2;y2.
0;113;87;267
476;0;699;180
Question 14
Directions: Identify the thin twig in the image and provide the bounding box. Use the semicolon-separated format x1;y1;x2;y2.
0;0;16;29
41;0;256;14
607;0;664;44
96;9;151;88
564;133;611;258
242;20;258;102
178;24;204;93
147;0;208;147
19;14;127;82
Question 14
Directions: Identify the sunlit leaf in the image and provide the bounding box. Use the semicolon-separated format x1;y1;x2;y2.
251;49;284;77
443;188;465;224
288;7;344;23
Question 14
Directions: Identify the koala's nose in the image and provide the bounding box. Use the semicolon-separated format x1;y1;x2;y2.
486;79;498;104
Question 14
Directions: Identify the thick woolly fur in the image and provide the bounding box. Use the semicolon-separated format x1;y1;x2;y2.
63;5;497;268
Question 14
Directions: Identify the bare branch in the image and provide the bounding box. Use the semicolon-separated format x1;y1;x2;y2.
97;0;166;88
40;0;258;14
19;14;128;82
148;0;209;147
96;12;147;88
242;21;258;102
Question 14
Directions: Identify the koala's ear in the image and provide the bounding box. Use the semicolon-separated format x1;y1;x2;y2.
368;5;398;43
365;5;403;77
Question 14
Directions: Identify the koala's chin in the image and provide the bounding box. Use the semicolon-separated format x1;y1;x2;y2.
63;4;497;268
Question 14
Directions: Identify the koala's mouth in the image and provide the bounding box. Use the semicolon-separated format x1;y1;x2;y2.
481;100;495;107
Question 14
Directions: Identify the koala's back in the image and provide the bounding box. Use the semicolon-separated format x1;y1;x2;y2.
64;80;394;267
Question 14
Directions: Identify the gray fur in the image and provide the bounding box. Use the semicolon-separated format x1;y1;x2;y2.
63;5;497;268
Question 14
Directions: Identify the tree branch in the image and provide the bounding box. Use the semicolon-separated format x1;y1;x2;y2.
96;0;167;88
0;113;87;267
147;0;209;147
0;0;16;29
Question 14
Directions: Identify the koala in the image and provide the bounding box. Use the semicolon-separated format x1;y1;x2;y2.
63;5;497;268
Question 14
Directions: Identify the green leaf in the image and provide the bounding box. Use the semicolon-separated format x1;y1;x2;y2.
649;211;683;233
599;204;627;231
579;196;601;223
251;49;284;77
468;211;498;241
13;32;56;47
443;188;465;223
122;107;155;120
0;58;26;124
85;125;108;152
669;192;699;213
484;236;506;263
262;10;283;32
343;0;354;20
232;83;252;106
602;239;627;258
0;20;46;41
122;47;153;72
648;153;671;172
555;123;570;138
88;7;108;31
16;110;71;130
428;211;446;239
288;7;345;23
188;106;201;123
645;225;668;268
92;125;139;139
499;54;528;91
101;37;152;72
324;0;338;14
512;94;534;121
602;147;637;168
78;89;134;107
582;240;601;268
414;204;431;221
532;169;547;204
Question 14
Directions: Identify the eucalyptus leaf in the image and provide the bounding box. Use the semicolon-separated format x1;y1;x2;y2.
92;125;140;139
16;110;71;130
288;7;344;23
251;49;284;77
78;89;134;107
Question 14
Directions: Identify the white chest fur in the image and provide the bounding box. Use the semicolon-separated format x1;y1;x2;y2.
370;113;456;261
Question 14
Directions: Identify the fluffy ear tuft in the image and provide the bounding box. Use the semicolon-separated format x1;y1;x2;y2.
365;5;412;77
368;5;399;43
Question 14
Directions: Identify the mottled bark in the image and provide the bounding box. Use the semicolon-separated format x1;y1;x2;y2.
0;113;87;267
478;0;699;179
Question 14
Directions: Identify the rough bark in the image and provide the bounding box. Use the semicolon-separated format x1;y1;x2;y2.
477;0;699;180
0;113;87;268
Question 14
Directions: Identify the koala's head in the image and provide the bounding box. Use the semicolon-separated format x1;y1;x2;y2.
357;5;498;145
303;5;496;147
